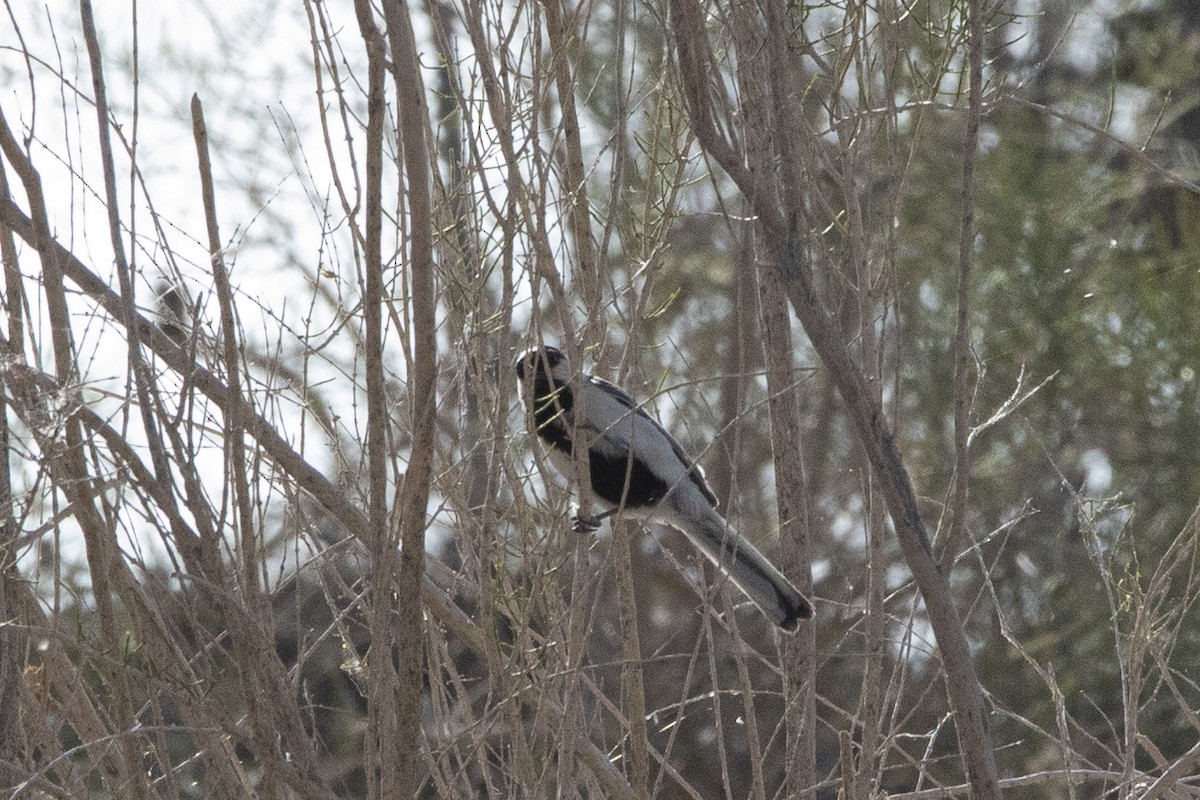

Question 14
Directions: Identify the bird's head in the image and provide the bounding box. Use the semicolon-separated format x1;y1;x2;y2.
514;345;570;388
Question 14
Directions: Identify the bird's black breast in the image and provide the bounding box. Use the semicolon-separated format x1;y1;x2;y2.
529;374;575;455
585;446;670;509
530;371;576;453
528;375;670;510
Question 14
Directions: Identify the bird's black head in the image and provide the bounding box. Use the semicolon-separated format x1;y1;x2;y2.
514;346;569;385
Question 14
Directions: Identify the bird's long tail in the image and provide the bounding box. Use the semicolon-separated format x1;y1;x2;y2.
666;502;813;632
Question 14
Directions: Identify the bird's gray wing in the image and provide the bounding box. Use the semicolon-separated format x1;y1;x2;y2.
586;375;720;507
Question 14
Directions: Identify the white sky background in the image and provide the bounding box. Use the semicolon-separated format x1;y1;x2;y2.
6;3;320;265
1;0;355;360
1;0;445;586
3;0;605;597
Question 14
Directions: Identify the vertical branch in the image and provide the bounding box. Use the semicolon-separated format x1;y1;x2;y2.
757;257;817;800
429;1;491;529
539;0;600;324
709;256;754;504
840;13;889;785
667;0;1002;796
529;1;608;783
724;5;818;792
191;98;260;600
192;96;319;800
0;167;23;789
81;0;209;612
538;5;606;749
382;0;438;793
855;1;907;791
349;2;404;794
945;0;984;562
611;521;650;796
0;168;24;357
710;238;778;797
78;0;187;574
0;98;151;800
604;0;650;754
851;463;887;798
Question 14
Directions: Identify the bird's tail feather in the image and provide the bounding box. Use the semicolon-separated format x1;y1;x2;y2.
668;503;813;632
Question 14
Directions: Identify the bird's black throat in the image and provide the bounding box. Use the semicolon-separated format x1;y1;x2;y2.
529;372;574;455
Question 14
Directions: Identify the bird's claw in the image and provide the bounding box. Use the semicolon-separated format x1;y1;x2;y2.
572;513;604;533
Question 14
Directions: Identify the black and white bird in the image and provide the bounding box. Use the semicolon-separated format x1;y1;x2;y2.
515;345;813;632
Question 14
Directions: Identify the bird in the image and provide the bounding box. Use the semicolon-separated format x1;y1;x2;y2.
514;344;813;632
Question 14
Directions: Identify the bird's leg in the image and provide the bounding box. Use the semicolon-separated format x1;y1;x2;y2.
572;507;615;533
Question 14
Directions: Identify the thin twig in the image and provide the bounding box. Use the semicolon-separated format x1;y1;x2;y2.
944;0;984;565
192;93;328;795
1010;96;1200;196
1;75;148;798
666;0;1003;794
0;190;640;800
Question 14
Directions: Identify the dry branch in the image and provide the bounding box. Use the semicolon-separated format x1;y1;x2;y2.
667;0;1002;795
0;173;638;800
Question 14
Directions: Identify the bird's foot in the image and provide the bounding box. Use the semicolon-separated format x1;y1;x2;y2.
572;509;611;533
572;514;602;533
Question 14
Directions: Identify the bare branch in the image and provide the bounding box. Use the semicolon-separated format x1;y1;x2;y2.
667;1;1002;796
945;0;984;564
